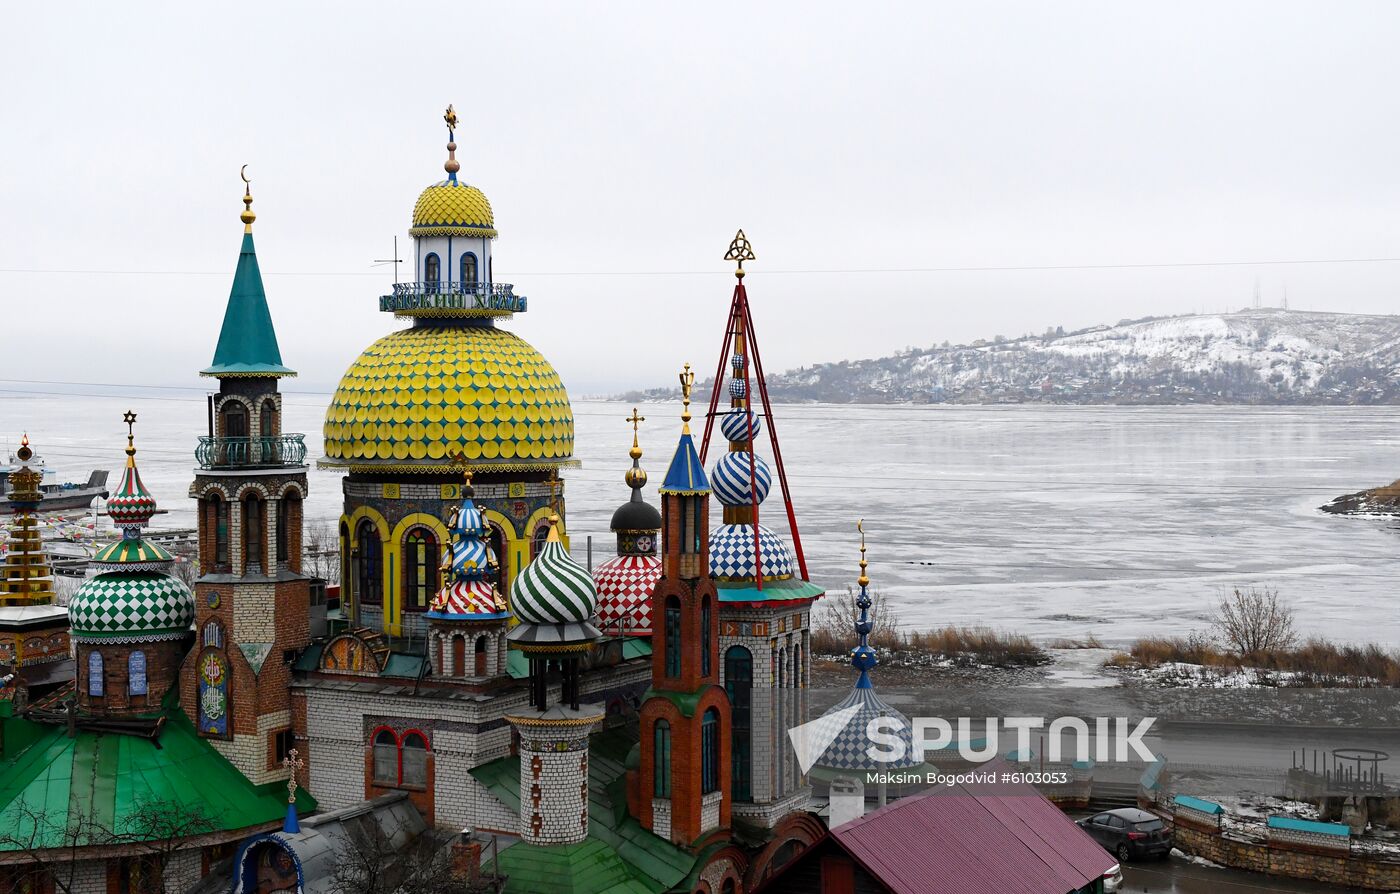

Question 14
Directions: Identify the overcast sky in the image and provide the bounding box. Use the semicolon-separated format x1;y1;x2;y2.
5;2;1400;395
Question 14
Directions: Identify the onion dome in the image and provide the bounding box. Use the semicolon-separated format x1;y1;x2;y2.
720;408;762;443
69;572;195;643
322;326;574;472
70;414;194;642
814;523;919;772
427;473;508;620
595;411;662;636
709;523;794;581
710;451;773;507
509;516;598;626
410;106;497;238
106;412;158;527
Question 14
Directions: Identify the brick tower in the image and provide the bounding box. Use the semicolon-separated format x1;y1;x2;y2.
636;367;732;845
180;175;311;784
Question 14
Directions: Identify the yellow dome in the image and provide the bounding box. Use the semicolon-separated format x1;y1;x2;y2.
410;181;497;238
322;325;574;472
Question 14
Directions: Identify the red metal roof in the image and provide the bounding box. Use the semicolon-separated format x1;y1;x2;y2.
831;782;1116;894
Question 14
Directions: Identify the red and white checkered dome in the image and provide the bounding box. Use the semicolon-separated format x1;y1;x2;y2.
592;553;660;636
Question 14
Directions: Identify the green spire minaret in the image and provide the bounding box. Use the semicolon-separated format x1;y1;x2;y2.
201;168;295;378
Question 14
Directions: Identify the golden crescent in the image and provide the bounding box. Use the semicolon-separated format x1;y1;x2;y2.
240;164;250;184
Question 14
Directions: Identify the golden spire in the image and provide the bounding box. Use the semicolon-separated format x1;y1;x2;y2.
122;410;138;467
678;363;695;434
857;519;870;588
625;408;647;488
724;229;756;280
545;512;562;544
240;165;255;233
443;104;460;179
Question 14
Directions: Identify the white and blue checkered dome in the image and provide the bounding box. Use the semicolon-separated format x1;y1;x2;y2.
709;523;794;581
719;408;762;443
814;686;922;772
709;451;773;507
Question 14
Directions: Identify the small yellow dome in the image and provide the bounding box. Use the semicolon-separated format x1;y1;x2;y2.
410;181;497;238
322;325;574;472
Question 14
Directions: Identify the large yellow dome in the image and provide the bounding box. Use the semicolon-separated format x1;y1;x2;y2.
410;181;497;238
322;325;574;472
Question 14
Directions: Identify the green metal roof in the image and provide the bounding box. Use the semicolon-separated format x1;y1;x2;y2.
0;705;312;850
715;577;825;603
474;724;696;893
202;232;295;378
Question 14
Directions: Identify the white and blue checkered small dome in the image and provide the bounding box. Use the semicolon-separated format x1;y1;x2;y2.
813;686;922;772
719;408;762;443
709;523;794;581
710;451;773;507
69;571;195;643
728;379;747;399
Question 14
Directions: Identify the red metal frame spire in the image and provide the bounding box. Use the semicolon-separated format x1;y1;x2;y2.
698;231;810;584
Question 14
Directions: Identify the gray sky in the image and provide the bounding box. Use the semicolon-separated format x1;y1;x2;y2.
5;2;1400;395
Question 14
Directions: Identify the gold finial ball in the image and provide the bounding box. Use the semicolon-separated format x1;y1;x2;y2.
240;207;256;226
445;159;461;175
626;466;647;488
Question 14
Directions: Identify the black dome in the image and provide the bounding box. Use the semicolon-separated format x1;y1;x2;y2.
610;496;661;532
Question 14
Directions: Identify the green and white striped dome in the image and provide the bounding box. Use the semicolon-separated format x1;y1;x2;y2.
510;530;598;626
69;571;194;643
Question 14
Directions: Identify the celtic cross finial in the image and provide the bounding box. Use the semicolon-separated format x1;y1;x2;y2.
724;229;756;279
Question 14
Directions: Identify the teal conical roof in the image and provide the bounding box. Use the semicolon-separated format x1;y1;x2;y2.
201;231;294;377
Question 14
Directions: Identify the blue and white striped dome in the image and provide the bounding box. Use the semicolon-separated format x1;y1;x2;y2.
709;523;794;581
510;539;598;625
710;452;773;507
719;408;763;443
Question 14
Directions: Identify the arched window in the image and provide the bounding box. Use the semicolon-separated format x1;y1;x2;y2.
700;596;712;677
701;708;720;794
474;636;487;676
260;398;277;438
243;494;265;574
128;650;148;697
210;495;231;572
530;522;550;560
355;520;382;606
460;252;478;286
202;620;223;649
725;646;753;802
401;732;429;787
653;720;672;798
452;635;466;676
664;597;681;678
339;521;352;607
278;491;301;572
722;880;736;894
222;400;247;439
424;253;440;289
87;650;104;697
403;528;437;612
372;729;398;785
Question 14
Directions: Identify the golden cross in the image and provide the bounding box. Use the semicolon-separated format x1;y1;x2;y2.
724;229;756;279
626;408;645;447
678;363;695;431
444;104;458;134
282;747;305;804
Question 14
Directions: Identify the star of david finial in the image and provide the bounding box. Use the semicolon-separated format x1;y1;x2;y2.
724;229;756;279
122;410;138;458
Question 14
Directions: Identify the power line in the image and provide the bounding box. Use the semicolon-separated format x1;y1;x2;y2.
4;255;1400;278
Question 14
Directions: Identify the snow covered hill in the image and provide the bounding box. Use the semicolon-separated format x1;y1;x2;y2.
622;308;1400;404
761;308;1400;404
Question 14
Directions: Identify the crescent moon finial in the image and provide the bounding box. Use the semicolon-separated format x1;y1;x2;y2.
240;164;250;184
239;165;255;232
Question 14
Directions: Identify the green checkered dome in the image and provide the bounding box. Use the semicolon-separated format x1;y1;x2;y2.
69;570;195;643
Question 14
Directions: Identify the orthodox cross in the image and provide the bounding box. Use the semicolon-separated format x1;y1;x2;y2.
444;104;458;136
282;748;305;804
626;407;645;451
724;229;756;279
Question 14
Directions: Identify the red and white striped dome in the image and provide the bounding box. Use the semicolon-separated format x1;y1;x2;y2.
593;554;660;636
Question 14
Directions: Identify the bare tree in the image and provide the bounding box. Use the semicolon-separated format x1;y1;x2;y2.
811;585;899;654
0;796;115;894
1213;587;1297;658
112;796;217;893
303;522;341;585
330;821;492;894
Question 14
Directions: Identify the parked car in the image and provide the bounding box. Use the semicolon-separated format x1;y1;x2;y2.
1100;862;1123;892
1077;807;1171;862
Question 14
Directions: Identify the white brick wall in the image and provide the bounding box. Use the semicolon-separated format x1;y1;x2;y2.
651;798;672;841
210;709;289;786
510;708;603;846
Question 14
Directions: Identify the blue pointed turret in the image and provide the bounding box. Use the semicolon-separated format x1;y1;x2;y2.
201;177;295;378
659;364;710;495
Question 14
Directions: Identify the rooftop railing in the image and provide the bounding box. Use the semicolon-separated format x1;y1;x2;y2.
379;281;527;315
196;434;307;470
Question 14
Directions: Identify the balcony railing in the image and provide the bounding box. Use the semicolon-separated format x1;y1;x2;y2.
197;434;307;470
378;281;527;315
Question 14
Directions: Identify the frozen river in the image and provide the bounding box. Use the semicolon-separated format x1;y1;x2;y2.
8;390;1400;647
